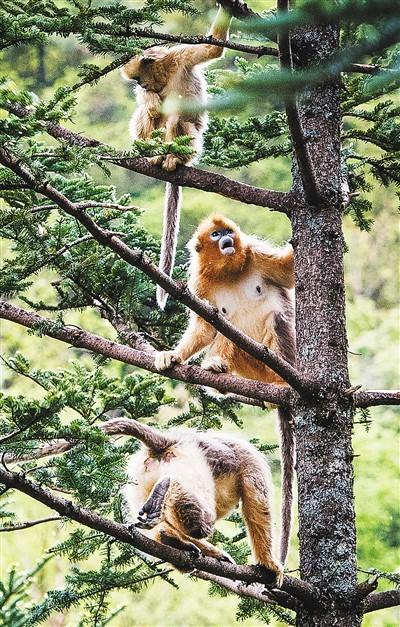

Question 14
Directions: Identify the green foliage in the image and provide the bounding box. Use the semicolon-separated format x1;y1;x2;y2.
0;0;399;624
0;558;52;627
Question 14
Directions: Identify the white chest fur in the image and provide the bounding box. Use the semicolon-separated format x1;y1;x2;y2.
211;274;288;343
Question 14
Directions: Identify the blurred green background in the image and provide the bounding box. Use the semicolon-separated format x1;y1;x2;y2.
0;0;399;625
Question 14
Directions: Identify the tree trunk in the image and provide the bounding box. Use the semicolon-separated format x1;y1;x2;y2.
291;24;361;627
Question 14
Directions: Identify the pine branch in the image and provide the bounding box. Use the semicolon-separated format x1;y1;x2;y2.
277;0;320;206
0;148;315;396
0;464;319;609
0;516;62;532
5;103;296;214
196;571;298;612
353;390;400;408
363;589;400;614
0;300;291;407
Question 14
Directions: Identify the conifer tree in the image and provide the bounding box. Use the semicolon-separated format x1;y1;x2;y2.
0;1;399;625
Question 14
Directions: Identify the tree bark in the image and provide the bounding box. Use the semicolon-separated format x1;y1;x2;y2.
290;24;361;627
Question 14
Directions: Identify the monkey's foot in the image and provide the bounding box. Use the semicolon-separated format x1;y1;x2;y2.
217;549;236;564
162;154;183;172
147;155;164;166
136;477;170;529
201;356;228;373
159;531;202;559
154;350;182;371
258;558;284;589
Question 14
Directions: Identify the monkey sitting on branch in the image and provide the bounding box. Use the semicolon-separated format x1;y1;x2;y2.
122;4;232;310
3;416;284;586
154;215;296;566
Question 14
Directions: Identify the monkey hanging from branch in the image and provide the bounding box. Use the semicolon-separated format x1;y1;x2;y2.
155;214;296;566
3;416;284;586
121;4;232;310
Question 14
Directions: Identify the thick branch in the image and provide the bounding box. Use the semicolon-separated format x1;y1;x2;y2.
5;103;295;214
277;0;320;205
0;300;291;406
353;390;400;408
196;571;298;612
0;465;319;607
363;589;400;614
0;516;62;532
0;148;314;396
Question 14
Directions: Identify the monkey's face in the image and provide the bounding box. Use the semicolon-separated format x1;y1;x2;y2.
190;215;248;274
122;48;169;92
210;226;236;256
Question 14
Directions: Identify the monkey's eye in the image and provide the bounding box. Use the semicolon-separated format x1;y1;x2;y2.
226;229;233;235
210;231;220;241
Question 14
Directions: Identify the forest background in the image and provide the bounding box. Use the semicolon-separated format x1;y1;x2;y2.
0;0;398;625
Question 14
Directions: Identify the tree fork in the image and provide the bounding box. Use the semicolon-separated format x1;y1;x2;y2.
290;21;360;627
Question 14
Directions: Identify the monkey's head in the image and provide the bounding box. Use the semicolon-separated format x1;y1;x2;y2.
189;214;248;274
122;47;170;92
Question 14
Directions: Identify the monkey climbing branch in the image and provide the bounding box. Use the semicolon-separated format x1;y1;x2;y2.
0;464;318;609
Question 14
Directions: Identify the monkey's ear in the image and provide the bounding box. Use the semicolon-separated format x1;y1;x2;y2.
195;242;202;253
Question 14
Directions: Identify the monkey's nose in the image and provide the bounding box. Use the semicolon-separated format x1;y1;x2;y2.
220;235;235;256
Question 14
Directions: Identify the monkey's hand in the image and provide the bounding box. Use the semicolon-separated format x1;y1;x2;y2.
154;351;182;371
201;356;228;373
136;477;171;529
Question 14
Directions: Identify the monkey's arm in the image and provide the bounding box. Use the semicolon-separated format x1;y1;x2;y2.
178;6;231;66
129;90;162;140
254;243;294;289
154;314;217;370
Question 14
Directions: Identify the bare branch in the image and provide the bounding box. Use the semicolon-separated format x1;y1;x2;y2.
0;464;320;608
0;147;315;396
196;570;298;612
353;390;400;408
0;515;62;532
363;589;400;614
0;300;291;407
5;103;296;214
31;201;141;213
277;0;320;206
122;29;277;58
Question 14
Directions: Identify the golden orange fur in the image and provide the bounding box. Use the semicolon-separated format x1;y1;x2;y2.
155;213;295;382
154;215;296;566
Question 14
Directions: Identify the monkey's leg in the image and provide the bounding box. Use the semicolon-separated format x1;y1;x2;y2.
240;471;284;587
136;477;171;529
201;334;234;373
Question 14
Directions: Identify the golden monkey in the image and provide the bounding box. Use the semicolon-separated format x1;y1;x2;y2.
154;214;296;565
122;5;232;310
2;416;283;586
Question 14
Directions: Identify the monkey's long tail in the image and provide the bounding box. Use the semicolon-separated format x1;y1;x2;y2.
278;406;295;565
156;183;182;310
2;418;178;464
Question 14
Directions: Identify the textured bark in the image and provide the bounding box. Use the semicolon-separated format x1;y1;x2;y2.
290;24;360;627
